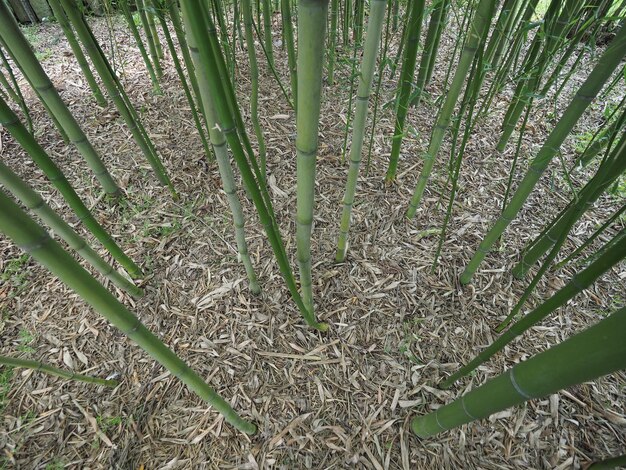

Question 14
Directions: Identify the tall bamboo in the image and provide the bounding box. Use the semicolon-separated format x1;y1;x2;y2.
47;0;107;106
327;0;339;86
336;0;387;262
413;305;626;437
0;94;143;279
0;191;256;434
243;0;268;177
136;0;163;78
383;0;425;183
441;228;626;388
182;7;261;295
0;161;142;296
179;0;326;330
281;0;298;109
59;0;176;197
119;0;161;93
295;0;330;314
0;3;120;196
406;0;498;217
262;0;275;68
460;23;626;284
512;132;626;278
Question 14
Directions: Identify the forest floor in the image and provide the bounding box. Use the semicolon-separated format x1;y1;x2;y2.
0;11;625;470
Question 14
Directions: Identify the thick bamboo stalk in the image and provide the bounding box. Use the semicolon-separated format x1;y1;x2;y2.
295;0;330;314
0;191;256;434
441;229;626;388
0;161;142;296
0;94;143;278
0;3;119;196
413;305;626;437
0;355;118;387
335;0;387;262
406;0;498;216
460;23;626;284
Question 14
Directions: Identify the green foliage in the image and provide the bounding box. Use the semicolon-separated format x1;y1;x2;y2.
1;254;31;296
18;329;35;354
0;367;14;414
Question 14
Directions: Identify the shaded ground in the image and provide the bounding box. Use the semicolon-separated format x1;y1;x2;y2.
0;11;624;470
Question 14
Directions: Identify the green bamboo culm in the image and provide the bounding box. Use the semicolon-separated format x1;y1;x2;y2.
119;0;161;93
412;305;626;438
410;0;451;107
243;0;268;178
327;0;339;86
136;0;163;79
0;3;120;197
406;0;498;217
0;161;142;297
182;8;261;295
262;0;275;68
0;355;118;387
0;95;143;279
511;131;626;279
0;191;256;435
0;47;33;133
47;0;107;106
440;228;626;389
296;0;330;315
383;0;425;183
151;0;212;159
336;0;387;262
460;22;626;284
179;0;326;330
280;0;298;111
59;0;177;198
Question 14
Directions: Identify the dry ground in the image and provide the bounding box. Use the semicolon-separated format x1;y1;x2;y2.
0;10;624;470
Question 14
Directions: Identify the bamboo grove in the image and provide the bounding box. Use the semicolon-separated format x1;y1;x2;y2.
0;0;624;447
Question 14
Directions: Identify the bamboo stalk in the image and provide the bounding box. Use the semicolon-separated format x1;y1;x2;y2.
336;0;387;262
406;0;497;216
0;191;256;435
59;0;177;198
295;0;330;314
0;161;142;296
47;0;107;106
0;94;143;279
413;305;626;437
441;228;626;388
179;0;326;330
242;0;267;178
383;0;425;183
460;22;626;284
182;7;261;295
0;355;118;387
0;3;120;196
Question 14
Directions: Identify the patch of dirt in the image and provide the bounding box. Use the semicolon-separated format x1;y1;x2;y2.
0;10;624;470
